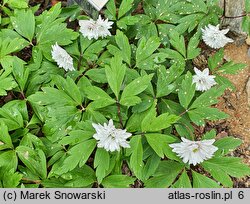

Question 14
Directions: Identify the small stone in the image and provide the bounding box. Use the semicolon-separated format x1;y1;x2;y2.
247;77;250;106
246;36;250;45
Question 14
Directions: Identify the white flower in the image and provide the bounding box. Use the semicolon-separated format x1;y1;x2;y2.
79;16;113;40
192;67;217;91
201;24;234;49
169;137;218;166
51;43;75;71
79;19;99;40
95;15;113;38
92;119;132;152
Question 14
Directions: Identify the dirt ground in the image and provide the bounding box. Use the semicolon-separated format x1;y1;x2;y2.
214;43;250;187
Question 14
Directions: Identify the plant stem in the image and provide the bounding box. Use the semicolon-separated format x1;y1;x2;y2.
116;99;123;129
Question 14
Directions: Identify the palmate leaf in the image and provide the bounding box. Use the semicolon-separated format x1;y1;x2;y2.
203;157;250;178
36;3;78;59
141;101;180;132
202;157;250;187
55;139;96;175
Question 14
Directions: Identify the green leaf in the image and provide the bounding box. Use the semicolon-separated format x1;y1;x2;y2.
56;139;96;175
0;68;17;96
141;153;161;181
118;0;134;19
0;150;18;171
202;157;250;178
188;107;228;126
145;134;176;158
110;30;131;65
16;146;47;179
0;122;14;151
129;136;143;180
178;72;196;109
85;86;116;109
0;37;28;58
145;160;184;187
246;0;250;12
157;64;184;97
215;75;235;90
202;157;250;187
12;56;29;91
120;74;153;106
214;137;242;154
208;49;224;70
102;175;136;188
94;149;110;184
6;0;28;8
10;9;35;42
202;129;217;140
1;169;22;188
192;171;220;188
142;110;180;132
202;161;233;187
216;62;246;74
52;75;82;105
190;86;226;109
169;30;186;57
187;32;201;59
85;68;107;83
105;55;126;98
136;36;161;68
36;3;78;59
173;170;192;188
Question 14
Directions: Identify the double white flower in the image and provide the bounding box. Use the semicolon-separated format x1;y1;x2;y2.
79;15;113;40
92;119;132;152
192;67;217;91
51;43;75;71
170;137;218;166
201;24;234;49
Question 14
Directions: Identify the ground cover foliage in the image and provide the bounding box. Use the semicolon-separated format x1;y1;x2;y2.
0;0;250;188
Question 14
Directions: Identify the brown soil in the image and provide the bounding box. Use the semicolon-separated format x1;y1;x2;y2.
214;43;250;187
